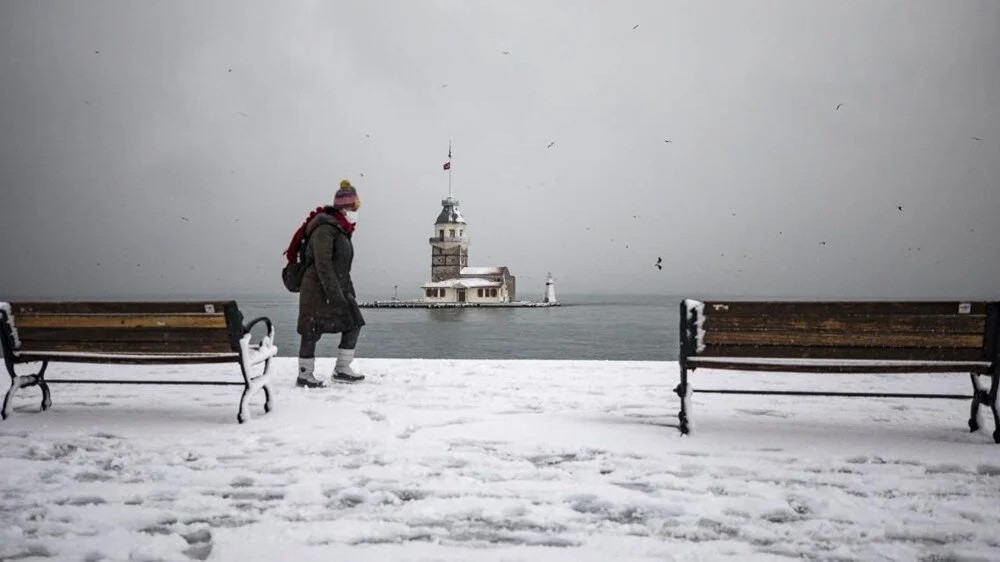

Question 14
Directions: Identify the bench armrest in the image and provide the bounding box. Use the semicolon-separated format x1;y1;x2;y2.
243;316;274;339
240;317;277;367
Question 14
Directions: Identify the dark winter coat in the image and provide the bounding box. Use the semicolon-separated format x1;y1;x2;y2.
296;210;366;336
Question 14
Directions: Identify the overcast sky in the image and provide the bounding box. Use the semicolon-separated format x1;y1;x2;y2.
1;0;997;301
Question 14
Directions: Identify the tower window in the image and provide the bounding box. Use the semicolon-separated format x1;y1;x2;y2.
459;230;463;236
439;230;444;238
449;229;455;237
477;288;483;297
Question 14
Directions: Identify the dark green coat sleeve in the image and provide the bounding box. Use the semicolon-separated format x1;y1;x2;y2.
332;233;356;300
311;225;345;304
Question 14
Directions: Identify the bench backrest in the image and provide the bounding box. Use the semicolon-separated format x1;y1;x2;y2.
681;300;999;373
0;301;245;364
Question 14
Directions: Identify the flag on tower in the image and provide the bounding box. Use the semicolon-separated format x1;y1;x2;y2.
442;161;450;170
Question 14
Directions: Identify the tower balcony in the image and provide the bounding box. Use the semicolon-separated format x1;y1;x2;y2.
429;236;467;244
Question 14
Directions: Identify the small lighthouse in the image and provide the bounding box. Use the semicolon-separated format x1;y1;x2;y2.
543;273;558;305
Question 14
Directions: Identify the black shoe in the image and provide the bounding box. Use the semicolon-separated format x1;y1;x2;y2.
332;372;365;383
296;377;327;388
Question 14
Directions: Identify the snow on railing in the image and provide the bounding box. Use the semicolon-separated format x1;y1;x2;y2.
0;302;21;350
683;299;706;353
240;332;278;367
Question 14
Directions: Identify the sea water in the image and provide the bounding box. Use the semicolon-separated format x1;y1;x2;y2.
239;293;681;361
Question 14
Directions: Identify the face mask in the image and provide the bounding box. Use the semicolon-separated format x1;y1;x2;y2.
345;211;359;223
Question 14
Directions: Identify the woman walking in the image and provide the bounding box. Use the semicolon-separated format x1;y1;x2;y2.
290;179;366;387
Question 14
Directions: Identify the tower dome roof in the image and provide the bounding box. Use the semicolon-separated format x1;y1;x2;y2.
435;196;466;225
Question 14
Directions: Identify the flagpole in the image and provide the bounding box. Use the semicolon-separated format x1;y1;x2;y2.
448;140;453;197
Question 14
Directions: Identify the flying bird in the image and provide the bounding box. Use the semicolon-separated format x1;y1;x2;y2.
971;136;982;141
238;111;248;118
546;141;555;148
632;24;639;30
654;257;662;270
94;50;100;54
181;217;189;222
227;68;232;72
819;241;827;246
835;103;843;111
664;140;672;143
898;206;902;211
502;51;510;55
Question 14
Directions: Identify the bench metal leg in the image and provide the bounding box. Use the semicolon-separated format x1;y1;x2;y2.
969;373;985;432
675;365;690;435
237;356;273;424
968;373;1000;443
2;361;50;420
989;374;1000;444
263;382;273;414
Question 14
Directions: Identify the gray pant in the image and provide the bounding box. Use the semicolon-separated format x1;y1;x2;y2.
298;327;361;359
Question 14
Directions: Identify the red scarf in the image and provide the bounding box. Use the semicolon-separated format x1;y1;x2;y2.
333;211;357;235
283;207;356;264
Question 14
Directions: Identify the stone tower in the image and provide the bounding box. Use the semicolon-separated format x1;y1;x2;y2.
429;196;469;282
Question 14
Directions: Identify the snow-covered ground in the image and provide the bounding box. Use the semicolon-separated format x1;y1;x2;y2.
1;359;999;561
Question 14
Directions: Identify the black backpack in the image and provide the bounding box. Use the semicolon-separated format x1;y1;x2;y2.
281;233;313;293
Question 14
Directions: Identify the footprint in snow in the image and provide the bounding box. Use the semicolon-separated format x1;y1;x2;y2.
56;495;106;506
181;528;212;560
230;476;255;488
977;464;1000;476
184;542;213;561
362;409;387;422
396;418;477;439
924;464;968;475
736;408;792;418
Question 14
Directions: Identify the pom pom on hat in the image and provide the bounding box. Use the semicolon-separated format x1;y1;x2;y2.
333;179;360;210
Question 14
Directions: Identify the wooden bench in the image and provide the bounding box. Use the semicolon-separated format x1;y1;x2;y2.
0;301;277;423
676;300;1000;442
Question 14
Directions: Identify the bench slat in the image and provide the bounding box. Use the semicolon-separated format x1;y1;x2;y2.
701;301;990;316
15;353;238;365
703;314;987;334
18;327;231;344
703;331;984;348
698;345;987;362
11;302;235;314
686;361;992;374
15;314;228;330
16;340;236;354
